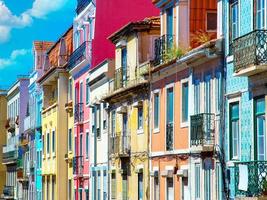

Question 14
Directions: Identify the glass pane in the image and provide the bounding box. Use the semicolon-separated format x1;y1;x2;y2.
182;82;188;122
154;93;159;128
167;88;174;123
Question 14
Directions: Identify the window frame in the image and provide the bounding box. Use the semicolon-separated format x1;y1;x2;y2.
153;90;160;133
137;105;144;132
229;101;240;160
206;10;217;32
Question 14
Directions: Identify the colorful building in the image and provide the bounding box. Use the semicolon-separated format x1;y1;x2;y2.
103;17;160;200
224;0;267;199
38;27;73;200
89;59;114;200
67;1;96;199
0;89;7;198
150;0;220;199
3;77;29;200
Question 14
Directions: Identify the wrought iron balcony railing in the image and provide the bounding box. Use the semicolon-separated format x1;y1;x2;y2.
74;103;84;123
109;133;131;156
233;30;267;74
76;0;92;14
3;186;15;197
68;41;91;71
190;113;215;147
166;122;174;151
234;161;267;197
154;34;174;66
73;156;84;176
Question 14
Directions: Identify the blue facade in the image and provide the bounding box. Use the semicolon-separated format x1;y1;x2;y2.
224;0;260;198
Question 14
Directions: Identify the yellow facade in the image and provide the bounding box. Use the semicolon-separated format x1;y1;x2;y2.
106;18;160;200
41;72;68;200
0;91;7;194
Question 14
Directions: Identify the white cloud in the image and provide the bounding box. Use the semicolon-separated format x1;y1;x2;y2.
0;0;68;43
0;49;31;69
28;0;68;18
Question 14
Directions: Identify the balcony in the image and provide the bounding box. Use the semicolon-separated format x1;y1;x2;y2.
109;134;131;157
153;34;174;66
24;116;35;135
233;30;267;76
166;123;173;151
68;41;91;72
190;113;215;152
2;145;18;164
234;161;267;197
73;156;84;177
76;0;92;15
74;103;84;123
3;186;15;198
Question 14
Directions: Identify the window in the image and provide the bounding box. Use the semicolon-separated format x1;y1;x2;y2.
68;79;72;101
182;82;189;123
86;78;90;104
154;92;160;130
47;179;49;200
138;173;143;200
96;105;101;138
111;173;116;199
47;132;50;154
68;129;72;151
80;134;83;156
204;169;211;200
97;171;101;200
205;75;211;113
216;163;222;200
254;97;266;160
75;136;77;156
92;107;95;134
40;151;42;167
85;189;89;200
52;130;55;153
255;0;265;29
166;8;173;38
195;164;200;199
194;79;200;114
111;111;116;137
137;106;143;130
52;177;55;200
230;102;240;159
206;11;217;31
68;180;72;200
166;178;174;200
215;72;222;113
230;1;239;40
80;82;83;103
79;189;82;200
121;48;127;85
86;132;89;159
103;170;107;200
154;177;159;200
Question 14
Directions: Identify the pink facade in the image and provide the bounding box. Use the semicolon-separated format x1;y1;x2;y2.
91;0;159;68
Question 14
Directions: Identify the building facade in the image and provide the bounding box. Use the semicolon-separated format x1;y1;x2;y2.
68;1;96;199
38;27;73;200
3;78;29;200
224;0;267;199
103;17;160;200
0;90;7;198
89;59;114;200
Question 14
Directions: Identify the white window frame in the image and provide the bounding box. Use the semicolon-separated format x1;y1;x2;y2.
153;89;160;133
181;78;189;128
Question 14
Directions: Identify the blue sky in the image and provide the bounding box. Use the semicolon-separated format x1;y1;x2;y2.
0;0;76;88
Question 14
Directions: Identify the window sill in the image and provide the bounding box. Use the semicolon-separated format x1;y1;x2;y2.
180;121;188;128
153;128;160;134
137;129;144;134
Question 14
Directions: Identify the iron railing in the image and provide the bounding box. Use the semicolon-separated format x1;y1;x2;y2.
3;186;15;197
73;156;84;176
2;146;18;164
190;113;215;146
234;161;267;197
76;0;92;14
166;123;174;151
74;103;84;123
109;133;130;156
68;41;91;70
233;30;267;73
154;34;174;66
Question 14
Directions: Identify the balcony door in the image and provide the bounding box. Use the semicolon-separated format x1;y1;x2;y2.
166;178;174;200
166;87;174;151
254;97;266;160
122;113;128;151
121;48;127;87
166;8;173;48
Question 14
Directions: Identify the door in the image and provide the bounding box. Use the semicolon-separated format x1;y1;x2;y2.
122;113;128;151
182;177;189;200
166;178;174;200
122;175;128;200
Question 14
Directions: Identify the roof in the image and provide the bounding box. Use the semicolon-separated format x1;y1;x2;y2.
108;16;160;43
33;41;54;51
47;25;73;54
